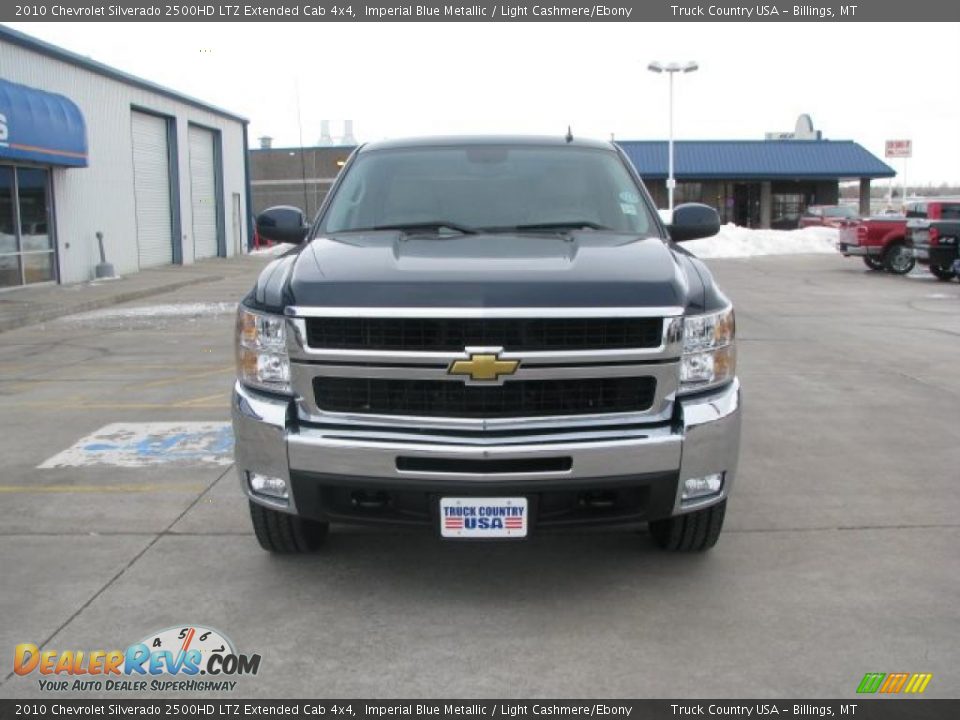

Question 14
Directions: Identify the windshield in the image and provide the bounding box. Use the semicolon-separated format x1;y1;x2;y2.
320;145;656;235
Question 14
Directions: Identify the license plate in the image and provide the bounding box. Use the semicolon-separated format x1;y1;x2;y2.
440;497;528;539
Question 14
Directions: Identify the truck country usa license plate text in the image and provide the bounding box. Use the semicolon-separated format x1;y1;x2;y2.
440;497;528;539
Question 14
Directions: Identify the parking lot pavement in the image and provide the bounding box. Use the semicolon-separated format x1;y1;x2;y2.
0;253;958;699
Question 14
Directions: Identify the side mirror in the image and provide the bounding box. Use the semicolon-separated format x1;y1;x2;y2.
669;203;721;242
256;206;309;245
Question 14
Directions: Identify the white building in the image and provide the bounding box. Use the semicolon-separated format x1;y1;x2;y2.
0;25;250;290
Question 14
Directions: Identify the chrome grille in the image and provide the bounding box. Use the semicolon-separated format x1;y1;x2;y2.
313;376;657;418
305;316;663;351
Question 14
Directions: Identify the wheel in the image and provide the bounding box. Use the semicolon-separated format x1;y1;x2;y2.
862;256;884;271
929;264;957;281
249;501;329;553
649;500;726;552
882;243;915;275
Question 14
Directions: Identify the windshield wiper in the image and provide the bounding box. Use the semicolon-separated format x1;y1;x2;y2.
508;221;613;232
352;222;478;235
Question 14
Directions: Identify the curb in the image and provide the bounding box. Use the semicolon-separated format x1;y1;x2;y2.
0;274;224;334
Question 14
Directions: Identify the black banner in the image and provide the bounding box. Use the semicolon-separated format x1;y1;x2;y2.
4;0;960;22
1;701;959;720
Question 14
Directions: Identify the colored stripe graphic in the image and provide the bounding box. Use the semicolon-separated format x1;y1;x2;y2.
857;672;932;694
904;674;933;694
879;673;909;694
857;673;886;694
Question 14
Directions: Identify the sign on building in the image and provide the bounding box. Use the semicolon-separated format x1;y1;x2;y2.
885;140;912;158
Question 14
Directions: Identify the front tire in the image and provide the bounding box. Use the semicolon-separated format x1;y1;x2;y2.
649;500;726;552
249;501;329;553
862;256;884;271
929;264;957;281
882;243;915;275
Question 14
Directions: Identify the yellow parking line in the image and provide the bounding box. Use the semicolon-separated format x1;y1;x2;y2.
4;381;47;393
0;401;227;410
0;483;208;494
1;372;231;391
137;365;234;389
176;393;229;407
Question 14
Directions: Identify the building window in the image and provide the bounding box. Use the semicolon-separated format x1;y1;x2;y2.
772;193;805;229
0;165;55;289
674;182;703;205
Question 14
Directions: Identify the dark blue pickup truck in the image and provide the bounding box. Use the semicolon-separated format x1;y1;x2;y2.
233;136;741;554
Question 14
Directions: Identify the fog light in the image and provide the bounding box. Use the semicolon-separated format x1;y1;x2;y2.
682;472;724;501
248;472;288;500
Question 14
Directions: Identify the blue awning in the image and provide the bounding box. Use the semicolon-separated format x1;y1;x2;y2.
0;78;88;167
617;140;894;180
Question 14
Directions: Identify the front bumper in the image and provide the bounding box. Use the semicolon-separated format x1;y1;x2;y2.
232;379;741;528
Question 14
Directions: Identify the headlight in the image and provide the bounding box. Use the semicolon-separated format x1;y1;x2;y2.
679;306;736;394
236;307;291;394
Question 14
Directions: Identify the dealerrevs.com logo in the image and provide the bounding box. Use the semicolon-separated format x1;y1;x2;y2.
14;625;260;693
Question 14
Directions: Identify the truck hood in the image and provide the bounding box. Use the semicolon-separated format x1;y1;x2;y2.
285;231;690;309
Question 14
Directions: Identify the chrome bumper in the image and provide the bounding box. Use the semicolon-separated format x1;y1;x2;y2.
837;242;879;257
232;379;741;520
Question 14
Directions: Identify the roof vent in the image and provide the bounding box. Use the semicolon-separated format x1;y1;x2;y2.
258;136;273;149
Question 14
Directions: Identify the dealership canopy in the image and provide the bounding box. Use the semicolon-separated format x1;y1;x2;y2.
617;140;895;180
0;77;88;167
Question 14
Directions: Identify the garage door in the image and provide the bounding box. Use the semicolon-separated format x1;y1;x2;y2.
188;125;220;259
130;111;173;268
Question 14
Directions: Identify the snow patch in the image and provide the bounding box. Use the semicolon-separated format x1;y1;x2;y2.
685;224;839;259
67;302;238;321
250;243;295;256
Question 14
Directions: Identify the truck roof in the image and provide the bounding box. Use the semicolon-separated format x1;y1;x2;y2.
358;135;616;153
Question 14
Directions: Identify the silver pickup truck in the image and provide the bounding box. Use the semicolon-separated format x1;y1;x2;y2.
233;136;741;553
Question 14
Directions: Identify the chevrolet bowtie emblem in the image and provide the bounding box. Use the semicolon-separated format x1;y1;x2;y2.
448;350;520;383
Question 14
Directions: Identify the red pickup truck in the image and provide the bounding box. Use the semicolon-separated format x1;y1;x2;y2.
837;200;960;275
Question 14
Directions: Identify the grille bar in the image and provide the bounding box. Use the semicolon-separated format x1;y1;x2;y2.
305;317;663;352
313;376;656;418
396;457;572;474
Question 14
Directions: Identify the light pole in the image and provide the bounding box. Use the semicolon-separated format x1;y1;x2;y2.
647;61;698;213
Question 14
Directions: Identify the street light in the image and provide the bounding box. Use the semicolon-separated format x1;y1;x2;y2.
647;61;698;213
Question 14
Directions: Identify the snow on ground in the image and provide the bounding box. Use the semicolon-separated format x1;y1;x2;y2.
62;302;238;329
250;243;295;256
685;224;839;259
68;302;237;320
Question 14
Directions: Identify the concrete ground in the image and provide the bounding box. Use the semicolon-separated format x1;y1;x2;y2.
0;252;957;699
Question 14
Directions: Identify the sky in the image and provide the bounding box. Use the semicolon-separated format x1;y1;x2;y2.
9;21;960;184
